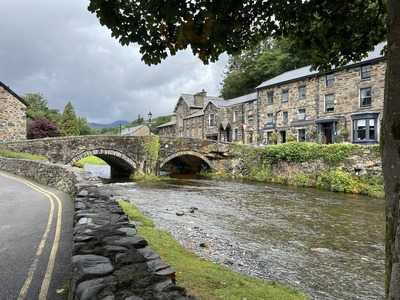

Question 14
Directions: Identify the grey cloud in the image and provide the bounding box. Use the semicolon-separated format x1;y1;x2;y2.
0;0;228;123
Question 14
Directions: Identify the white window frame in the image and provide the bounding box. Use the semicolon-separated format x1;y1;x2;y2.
266;113;274;124
298;85;306;100
267;91;274;104
281;89;289;102
208;114;215;127
297;108;306;120
325;74;335;87
360;87;372;108
324;94;336;112
233;110;238;122
361;65;372;80
282;111;288;124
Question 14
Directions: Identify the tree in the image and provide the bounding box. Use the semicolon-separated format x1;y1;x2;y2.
221;38;313;99
60;101;80;136
27;117;60;139
88;1;399;297
77;117;95;135
23;93;61;124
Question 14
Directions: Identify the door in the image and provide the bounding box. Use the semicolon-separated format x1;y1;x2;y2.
321;123;333;144
280;131;286;143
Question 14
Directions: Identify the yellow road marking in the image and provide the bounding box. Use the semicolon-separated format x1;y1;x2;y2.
0;172;64;300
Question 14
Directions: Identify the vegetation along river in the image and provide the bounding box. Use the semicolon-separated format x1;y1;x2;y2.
86;165;384;300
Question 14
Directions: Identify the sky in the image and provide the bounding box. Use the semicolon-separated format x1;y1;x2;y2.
0;1;228;123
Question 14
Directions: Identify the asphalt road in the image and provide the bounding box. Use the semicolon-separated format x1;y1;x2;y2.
0;171;73;300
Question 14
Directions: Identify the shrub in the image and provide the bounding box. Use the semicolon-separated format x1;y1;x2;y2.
27;117;60;139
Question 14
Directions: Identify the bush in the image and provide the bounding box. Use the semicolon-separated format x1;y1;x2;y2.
27;117;60;139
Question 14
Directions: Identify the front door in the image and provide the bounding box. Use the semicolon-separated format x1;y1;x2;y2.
280;131;286;143
321;123;333;144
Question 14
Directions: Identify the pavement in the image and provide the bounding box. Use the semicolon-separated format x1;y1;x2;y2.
0;171;73;300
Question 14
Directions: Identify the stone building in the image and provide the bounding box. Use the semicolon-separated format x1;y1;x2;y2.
257;43;385;144
158;43;385;145
0;81;27;141
158;90;258;144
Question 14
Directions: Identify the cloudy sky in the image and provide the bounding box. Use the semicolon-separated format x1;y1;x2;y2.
0;1;228;123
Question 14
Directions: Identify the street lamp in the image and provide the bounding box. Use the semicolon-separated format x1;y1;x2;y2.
147;111;152;124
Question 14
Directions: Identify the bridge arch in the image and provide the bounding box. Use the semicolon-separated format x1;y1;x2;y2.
69;149;138;179
160;151;213;174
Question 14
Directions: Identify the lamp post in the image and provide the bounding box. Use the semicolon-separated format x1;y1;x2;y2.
147;111;152;124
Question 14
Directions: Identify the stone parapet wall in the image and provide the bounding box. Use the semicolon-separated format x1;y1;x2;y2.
0;157;78;194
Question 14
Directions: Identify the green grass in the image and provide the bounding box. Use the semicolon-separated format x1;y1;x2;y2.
73;155;108;168
118;200;309;300
0;148;47;161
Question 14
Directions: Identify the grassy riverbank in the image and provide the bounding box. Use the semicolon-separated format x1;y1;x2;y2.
0;148;46;161
208;142;384;198
73;155;108;168
118;200;308;300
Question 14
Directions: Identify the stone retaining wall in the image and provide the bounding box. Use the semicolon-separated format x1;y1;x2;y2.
0;158;192;300
0;157;78;194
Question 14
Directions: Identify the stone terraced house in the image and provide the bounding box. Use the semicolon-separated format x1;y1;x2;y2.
158;43;385;145
0;81;27;141
257;42;385;145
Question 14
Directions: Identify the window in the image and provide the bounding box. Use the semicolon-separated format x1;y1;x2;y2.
267;131;273;144
325;74;335;87
267;91;274;104
233;110;238;122
266;113;274;124
297;108;306;120
282;89;289;102
353;118;377;142
361;65;372;80
360;87;372;107
298;86;306;99
298;129;306;142
325;94;335;112
208;114;216;126
283;111;288;123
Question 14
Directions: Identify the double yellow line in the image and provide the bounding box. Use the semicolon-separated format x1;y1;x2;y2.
0;172;63;300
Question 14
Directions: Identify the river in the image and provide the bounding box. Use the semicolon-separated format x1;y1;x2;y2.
86;164;384;300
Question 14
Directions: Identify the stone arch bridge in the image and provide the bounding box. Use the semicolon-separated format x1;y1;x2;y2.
1;136;234;178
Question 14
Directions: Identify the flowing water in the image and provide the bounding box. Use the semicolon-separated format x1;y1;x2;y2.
87;164;384;300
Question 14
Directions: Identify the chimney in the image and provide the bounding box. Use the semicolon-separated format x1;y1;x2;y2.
194;89;207;107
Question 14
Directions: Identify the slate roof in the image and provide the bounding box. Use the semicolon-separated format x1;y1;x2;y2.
184;110;205;119
0;81;28;106
121;125;148;135
256;42;386;89
224;92;257;106
157;120;176;128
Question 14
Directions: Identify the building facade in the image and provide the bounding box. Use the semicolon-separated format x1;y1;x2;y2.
0;81;27;141
158;43;385;145
257;43;385;145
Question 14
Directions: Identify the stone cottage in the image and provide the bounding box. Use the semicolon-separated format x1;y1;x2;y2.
0;81;27;141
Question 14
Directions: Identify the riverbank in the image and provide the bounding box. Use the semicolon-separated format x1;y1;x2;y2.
118;200;308;300
205;142;384;198
108;179;384;300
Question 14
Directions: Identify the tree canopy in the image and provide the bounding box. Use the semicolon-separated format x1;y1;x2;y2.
221;38;313;99
88;0;386;69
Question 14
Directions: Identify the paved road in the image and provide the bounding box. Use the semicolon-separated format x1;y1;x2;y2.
0;172;73;300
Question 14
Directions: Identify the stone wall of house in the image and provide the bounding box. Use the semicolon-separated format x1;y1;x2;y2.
183;115;203;139
258;76;319;144
157;125;176;137
0;85;27;142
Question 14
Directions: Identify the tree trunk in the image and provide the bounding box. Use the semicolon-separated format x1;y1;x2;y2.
385;0;400;298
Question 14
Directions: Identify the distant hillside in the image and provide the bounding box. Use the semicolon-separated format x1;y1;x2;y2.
89;120;129;129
